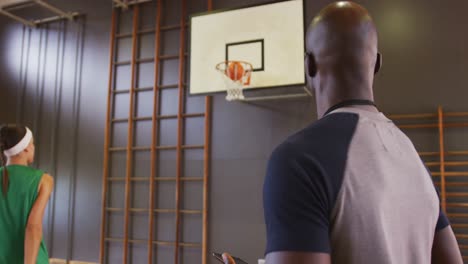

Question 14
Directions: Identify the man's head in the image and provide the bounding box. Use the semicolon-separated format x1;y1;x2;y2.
305;1;381;110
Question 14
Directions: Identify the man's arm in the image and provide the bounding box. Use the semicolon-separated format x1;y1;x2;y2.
24;174;54;264
222;252;330;264
432;225;463;264
262;143;335;264
265;252;330;264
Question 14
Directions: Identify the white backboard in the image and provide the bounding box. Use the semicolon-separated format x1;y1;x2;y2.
189;0;305;95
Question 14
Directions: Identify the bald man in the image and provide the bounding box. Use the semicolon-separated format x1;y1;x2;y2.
223;1;462;264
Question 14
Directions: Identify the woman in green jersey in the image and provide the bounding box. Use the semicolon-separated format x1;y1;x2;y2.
0;124;54;264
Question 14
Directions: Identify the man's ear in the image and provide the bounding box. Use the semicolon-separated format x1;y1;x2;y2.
374;52;382;74
305;53;317;78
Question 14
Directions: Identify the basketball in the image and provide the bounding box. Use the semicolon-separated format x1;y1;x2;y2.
227;61;245;81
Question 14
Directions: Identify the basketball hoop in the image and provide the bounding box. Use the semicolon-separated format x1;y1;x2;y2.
215;61;253;101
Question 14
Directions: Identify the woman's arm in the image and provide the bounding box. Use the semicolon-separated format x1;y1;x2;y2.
24;174;53;264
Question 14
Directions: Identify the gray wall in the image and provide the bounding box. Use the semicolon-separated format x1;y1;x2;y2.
1;0;468;263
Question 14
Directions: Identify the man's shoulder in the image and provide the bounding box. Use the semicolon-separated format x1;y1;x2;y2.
303;111;360;135
274;112;360;157
265;112;360;209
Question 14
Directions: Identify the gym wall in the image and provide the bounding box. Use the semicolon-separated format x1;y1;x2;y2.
1;0;468;263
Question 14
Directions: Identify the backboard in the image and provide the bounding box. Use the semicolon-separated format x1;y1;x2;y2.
189;0;305;95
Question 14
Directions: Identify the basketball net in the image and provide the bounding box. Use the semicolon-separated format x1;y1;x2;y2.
216;61;253;101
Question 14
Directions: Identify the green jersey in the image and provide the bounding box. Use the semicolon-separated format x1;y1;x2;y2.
0;165;49;264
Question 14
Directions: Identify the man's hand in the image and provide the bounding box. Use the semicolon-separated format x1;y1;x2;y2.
222;253;236;264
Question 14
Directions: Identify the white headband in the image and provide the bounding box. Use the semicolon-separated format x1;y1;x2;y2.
3;127;33;157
